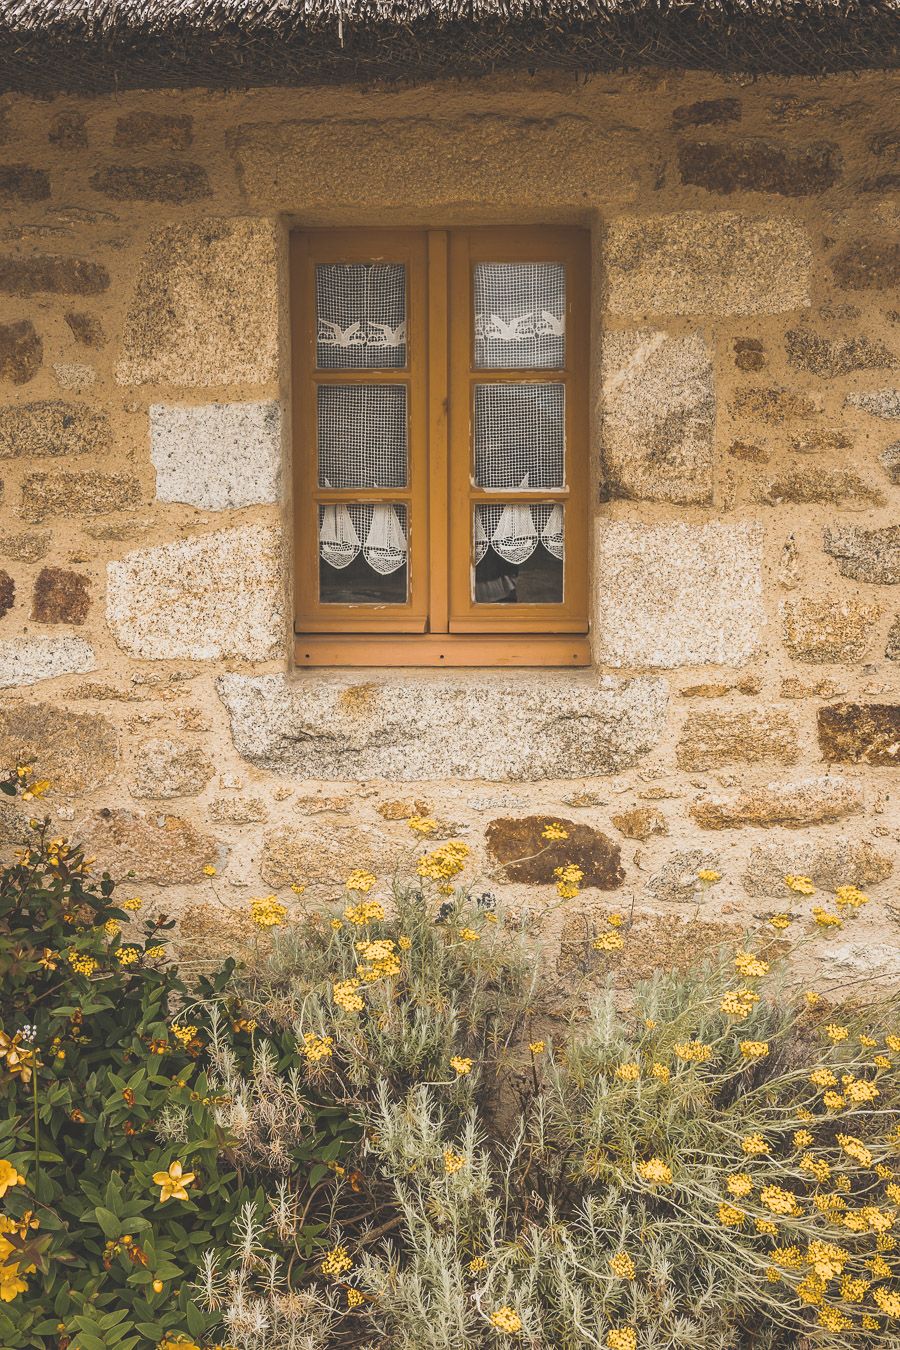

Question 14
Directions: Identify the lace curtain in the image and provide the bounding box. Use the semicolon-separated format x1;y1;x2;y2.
316;263;406;368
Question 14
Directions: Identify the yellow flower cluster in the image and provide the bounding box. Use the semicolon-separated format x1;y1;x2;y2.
458;927;480;942
468;1255;488;1274
0;1160;25;1199
673;1040;713;1064
718;1203;746;1227
800;1154;830;1183
785;874;815;895
346;1287;364;1308
741;1134;769;1156
593;931;624;952
720;988;760;1018
808;1240;850;1280
812;907;842;929
344;898;385;926
529;1040;545;1054
145;945;165;960
615;1063;640;1082
0;1212;35;1301
489;1305;523;1333
67;950;98;977
553;863;583;900
768;913;792;930
407;816;438;835
171;1023;198;1046
355;938;401;981
346;870;377;893
734;952;769;978
416;842;469;882
450;1055;473;1076
103;918;120;937
542;822;569;841
650;1062;670;1083
837;1133;872;1166
332;979;365;1013
835;885;869;909
123;896;143;912
321;1245;353;1278
609;1251;635;1279
606;1329;637;1350
809;1068;837;1088
843;1074;879;1104
759;1185;800;1216
726;1173;753;1198
873;1287;900;1317
302;1032;334;1063
697;869;721;883
443;1148;465;1175
250;895;287;928
636;1158;672;1184
115;946;141;966
740;1041;769;1059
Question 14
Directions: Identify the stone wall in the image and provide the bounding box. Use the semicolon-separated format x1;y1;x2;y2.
0;72;897;982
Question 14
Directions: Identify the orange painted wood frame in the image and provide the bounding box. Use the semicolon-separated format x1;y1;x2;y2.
291;226;590;666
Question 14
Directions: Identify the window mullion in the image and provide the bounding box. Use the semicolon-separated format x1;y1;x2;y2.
427;230;450;634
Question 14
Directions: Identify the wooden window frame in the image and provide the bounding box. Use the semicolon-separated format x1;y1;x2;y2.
291;226;590;668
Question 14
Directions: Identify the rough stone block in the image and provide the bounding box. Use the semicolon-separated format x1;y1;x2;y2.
757;467;883;507
594;520;764;668
646;848;723;903
90;164;211;202
600;330;714;503
64;311;105;348
114;112;193;150
0;255;109;297
785;329;896;375
208;795;269;824
610;806;668;840
732;387;821;421
31;567;90;624
887;616;900;661
129;737;213;799
0;530;49;562
823;525;900;584
0;401;110;458
0;164;51;201
0;571;14;617
733;337;766;370
107;524;285;661
0;701;117;794
0;320;42;384
48;112;87;148
0;636;95;688
742;838;893;898
261;823;395;888
831;241;900;290
486;815;624;888
845;389;900;419
677;139;840;195
676;709;799;770
604;212;811;316
880;443;900;484
690;776;863;829
817;704;900;766
78;809;217;885
150;401;282;509
782;598;880;662
216;671;669;781
790;427;852;453
116;218;278;387
672;98;741;129
20;470;141;521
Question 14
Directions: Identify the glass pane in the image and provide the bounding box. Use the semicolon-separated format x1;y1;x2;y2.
474;384;564;489
316;263;406;369
317;385;407;489
473;503;563;605
474;262;565;369
319;503;408;604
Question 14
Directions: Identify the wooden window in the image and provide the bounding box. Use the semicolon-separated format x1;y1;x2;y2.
291;226;589;667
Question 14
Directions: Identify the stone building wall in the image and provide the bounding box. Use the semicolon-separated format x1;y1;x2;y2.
0;71;897;982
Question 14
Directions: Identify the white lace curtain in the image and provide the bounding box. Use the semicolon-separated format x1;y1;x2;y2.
316;263;406;368
474;262;566;369
475;501;564;567
319;503;408;575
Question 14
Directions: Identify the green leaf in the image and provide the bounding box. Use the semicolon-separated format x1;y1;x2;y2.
93;1206;122;1239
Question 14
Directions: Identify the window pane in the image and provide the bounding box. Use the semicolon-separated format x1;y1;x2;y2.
473;503;563;604
317;385;407;489
474;262;565;369
474;384;564;489
319;502;408;604
316;263;406;369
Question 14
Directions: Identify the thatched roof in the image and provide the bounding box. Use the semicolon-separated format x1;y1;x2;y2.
1;0;898;93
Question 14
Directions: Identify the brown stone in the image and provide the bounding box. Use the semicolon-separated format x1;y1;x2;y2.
880;444;900;484
64;311;105;348
680;676;761;697
831;241;900;290
690;776;862;830
780;676;842;699
376;798;432;820
0;571;13;618
733;337;766;370
31;567;90;624
0;255;109;297
785;329;896;376
782;598;880;663
559;912;742;983
727;440;769;463
48;113;87;148
817;704;900;766
610;807;668;841
114;112;193;150
678;139;840;196
824;525;900;585
742;839;893;898
90;164;211;203
0;530;50;562
20;470;141;521
676;709;798;770
672;98;741;129
758;467;883;507
129;737;213;800
486;815;624;889
0;164;50;201
862;173;900;193
0;701;117;794
260;823;395;888
645;849;721;904
208;795;269;825
732;387;820;421
0;320;41;383
886;617;900;661
79;809;217;884
294;795;353;815
790;427;853;454
0;401;110;459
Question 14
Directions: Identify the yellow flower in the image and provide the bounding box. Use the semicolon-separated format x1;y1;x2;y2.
152;1161;195;1204
398;935;412;950
346;870;377;893
443;1148;465;1175
614;1063;640;1082
825;1023;849;1042
553;863;584;900
886;1184;900;1205
793;1129;814;1148
636;1158;672;1185
863;1315;880;1330
720;988;760;1018
417;842;469;883
872;1287;900;1318
800;1154;830;1183
841;1275;870;1302
607;913;624;928
734;952;769;978
844;1077;879;1104
817;1306;851;1333
796;1107;815;1123
593;931;624;952
673;1040;712;1063
529;1041;545;1054
302;1032;334;1064
122;896;143;912
771;1246;804;1270
332;979;365;1013
837;1133;872;1166
331;918;343;931
0;1032;36;1083
346;1287;364;1308
697;869;721;883
21;778;50;801
809;1068;838;1088
726;1173;753;1198
115;946;141;966
541;822;569;841
468;1255;488;1274
760;1185;800;1217
859;1034;878;1047
756;1218;778;1236
457;928;480;942
320;1245;352;1278
886;1035;900;1053
835;885;869;909
145;945;165;960
344;898;385;926
450;1056;473;1077
650;1062;670;1083
874;1054;891;1069
103;918;120;937
868;1255;891;1279
0;1160;25;1198
606;1330;637;1350
249;895;287;928
740;1041;769;1059
812;906;842;929
67;950;99;977
202;865;216;876
718;1203;745;1227
804;990;821;1007
768;913;792;930
785;874;815;895
741;1134;769;1156
609;1251;635;1279
489;1305;523;1334
407;816;438;835
823;1091;845;1110
171;1023;198;1046
290;882;306;895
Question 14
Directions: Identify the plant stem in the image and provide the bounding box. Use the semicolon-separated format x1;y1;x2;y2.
32;1060;40;1189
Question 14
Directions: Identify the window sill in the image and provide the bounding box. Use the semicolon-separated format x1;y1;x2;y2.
294;634;591;667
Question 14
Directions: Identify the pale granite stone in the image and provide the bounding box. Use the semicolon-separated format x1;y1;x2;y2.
150;401;282;510
0;636;95;688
